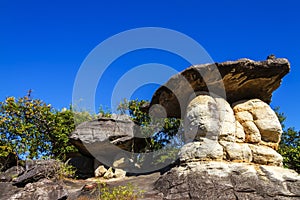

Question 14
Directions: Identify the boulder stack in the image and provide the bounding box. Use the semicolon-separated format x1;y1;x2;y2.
154;58;300;199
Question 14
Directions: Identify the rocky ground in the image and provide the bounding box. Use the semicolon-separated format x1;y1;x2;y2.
0;160;163;200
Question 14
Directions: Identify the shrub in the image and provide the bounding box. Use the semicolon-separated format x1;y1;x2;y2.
0;92;91;161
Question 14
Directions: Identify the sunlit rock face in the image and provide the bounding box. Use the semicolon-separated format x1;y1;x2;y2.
150;58;290;118
181;96;283;167
153;58;300;199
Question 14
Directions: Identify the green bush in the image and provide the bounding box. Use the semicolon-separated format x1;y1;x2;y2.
56;160;77;179
99;182;144;200
275;108;300;173
0;93;91;161
118;99;183;166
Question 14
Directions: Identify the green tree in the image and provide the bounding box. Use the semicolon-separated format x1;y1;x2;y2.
275;108;300;173
118;99;183;166
0;93;82;161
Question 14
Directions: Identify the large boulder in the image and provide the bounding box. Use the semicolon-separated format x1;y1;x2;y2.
150;58;290;118
248;144;283;166
184;94;221;142
219;141;252;162
184;93;238;142
179;138;224;162
155;161;300;199
69;114;148;166
233;99;283;146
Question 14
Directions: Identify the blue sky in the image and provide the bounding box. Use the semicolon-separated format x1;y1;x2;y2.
0;0;299;130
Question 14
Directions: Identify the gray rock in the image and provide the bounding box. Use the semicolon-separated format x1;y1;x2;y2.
0;182;21;199
155;161;300;199
12;160;59;187
69;115;148;167
10;178;68;200
0;166;25;182
179;138;224;162
150;58;290;118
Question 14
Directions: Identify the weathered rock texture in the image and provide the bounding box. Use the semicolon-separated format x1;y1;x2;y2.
152;57;299;199
69;114;148;169
70;114;137;156
150;58;290;118
69;114;145;157
180;95;284;166
9;179;68;200
13;159;60;187
155;161;300;200
233;99;283;148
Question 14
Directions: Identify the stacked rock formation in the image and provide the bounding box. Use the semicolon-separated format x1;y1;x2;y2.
152;58;300;199
180;95;283;166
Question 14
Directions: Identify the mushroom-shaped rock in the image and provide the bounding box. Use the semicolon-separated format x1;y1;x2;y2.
150;58;290;118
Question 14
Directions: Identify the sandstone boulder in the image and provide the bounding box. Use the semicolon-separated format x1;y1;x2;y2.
179;138;224;162
233;99;283;146
219;141;252;162
150;58;290;118
184;94;220;142
235;121;245;142
249;144;283;166
114;168;127;178
103;167;114;179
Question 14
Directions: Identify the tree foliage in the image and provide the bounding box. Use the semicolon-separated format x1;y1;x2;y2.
118;99;183;167
0;93;80;161
275;108;300;173
118;99;183;150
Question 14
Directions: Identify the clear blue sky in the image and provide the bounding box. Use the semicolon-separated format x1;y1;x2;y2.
0;0;299;130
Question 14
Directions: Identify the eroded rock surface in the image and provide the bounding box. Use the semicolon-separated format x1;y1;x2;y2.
233;99;283;148
13;159;60;187
150;58;290;118
69;114;149;169
10;179;68;200
180;95;284;167
155;161;300;200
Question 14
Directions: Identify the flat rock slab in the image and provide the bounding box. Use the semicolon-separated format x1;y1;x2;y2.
69;114;148;159
155;161;300;199
150;58;290;118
